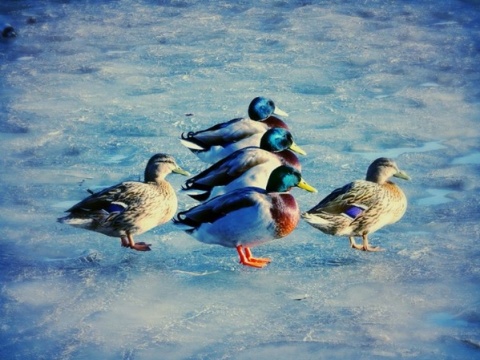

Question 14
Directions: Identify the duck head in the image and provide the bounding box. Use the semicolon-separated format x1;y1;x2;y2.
266;165;317;193
145;153;190;183
366;157;411;184
248;97;288;121
260;128;306;155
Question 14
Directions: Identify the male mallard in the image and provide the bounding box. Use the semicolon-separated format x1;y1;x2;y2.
174;165;317;268
182;127;306;201
180;96;289;163
301;157;410;251
58;154;189;251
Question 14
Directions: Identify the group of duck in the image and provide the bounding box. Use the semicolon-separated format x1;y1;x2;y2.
58;97;410;268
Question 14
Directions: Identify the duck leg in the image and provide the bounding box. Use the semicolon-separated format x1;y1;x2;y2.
361;235;382;252
349;236;362;250
236;245;271;268
122;233;151;251
349;235;382;252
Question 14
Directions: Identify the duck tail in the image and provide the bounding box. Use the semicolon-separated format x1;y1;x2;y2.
187;191;210;202
301;212;329;226
57;215;93;227
180;133;207;152
173;211;198;228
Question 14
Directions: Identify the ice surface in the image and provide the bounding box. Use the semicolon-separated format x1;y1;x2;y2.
1;0;480;359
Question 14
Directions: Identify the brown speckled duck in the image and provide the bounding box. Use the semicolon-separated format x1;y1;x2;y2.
58;153;189;251
301;157;410;251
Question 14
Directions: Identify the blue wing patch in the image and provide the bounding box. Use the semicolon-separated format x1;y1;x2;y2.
342;204;367;219
106;202;128;213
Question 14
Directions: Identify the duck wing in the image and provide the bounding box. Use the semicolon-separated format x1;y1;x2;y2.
66;182;142;214
175;187;264;228
307;180;380;217
181;118;266;147
183;148;273;191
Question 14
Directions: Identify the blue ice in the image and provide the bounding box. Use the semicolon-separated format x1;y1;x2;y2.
1;1;479;359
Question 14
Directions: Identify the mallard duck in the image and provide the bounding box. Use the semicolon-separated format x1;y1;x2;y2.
58;153;190;251
180;96;289;163
182;127;306;201
174;165;317;268
301;157;410;251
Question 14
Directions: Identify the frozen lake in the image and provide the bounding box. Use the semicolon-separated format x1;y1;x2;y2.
1;0;479;359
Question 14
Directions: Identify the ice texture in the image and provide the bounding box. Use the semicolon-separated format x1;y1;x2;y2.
1;0;479;359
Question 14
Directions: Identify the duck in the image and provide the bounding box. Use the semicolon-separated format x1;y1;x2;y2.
180;96;290;163
301;157;410;251
182;127;306;201
58;153;190;251
174;165;317;268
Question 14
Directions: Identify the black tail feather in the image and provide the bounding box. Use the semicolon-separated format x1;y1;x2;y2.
173;211;199;227
188;192;210;202
182;178;212;191
180;132;209;150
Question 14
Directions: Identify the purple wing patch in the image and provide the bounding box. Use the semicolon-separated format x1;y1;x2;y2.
106;202;127;213
343;205;365;219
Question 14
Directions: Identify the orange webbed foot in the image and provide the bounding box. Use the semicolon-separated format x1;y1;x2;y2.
244;247;271;265
240;259;268;268
121;235;151;251
130;242;152;251
236;246;271;268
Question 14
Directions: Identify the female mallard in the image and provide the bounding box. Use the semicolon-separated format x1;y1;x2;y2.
182;128;306;201
174;165;317;268
180;96;289;163
58;154;189;251
301;157;410;251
